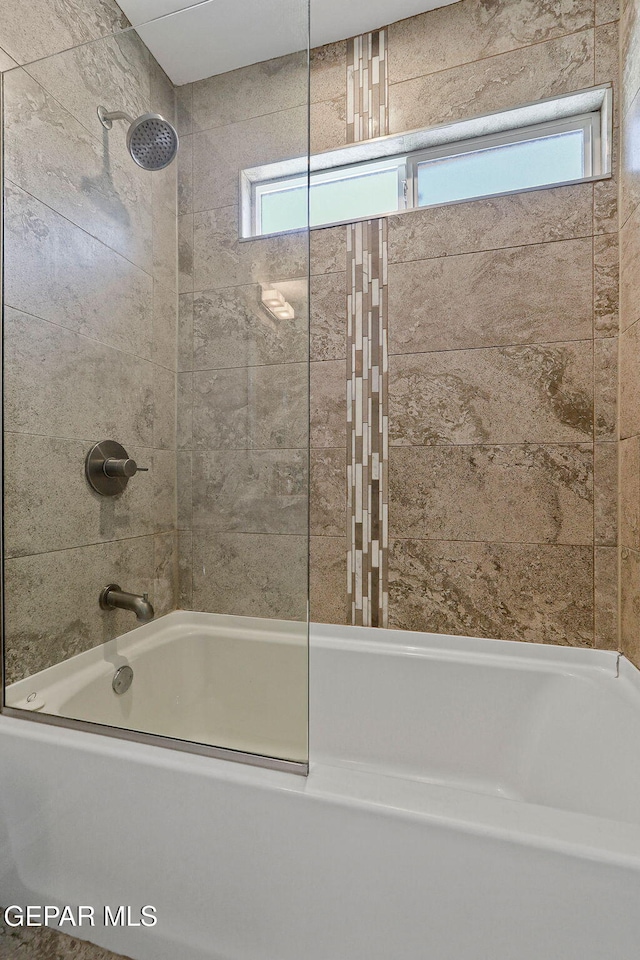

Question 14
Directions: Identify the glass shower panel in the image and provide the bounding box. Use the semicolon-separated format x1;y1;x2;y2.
1;0;310;770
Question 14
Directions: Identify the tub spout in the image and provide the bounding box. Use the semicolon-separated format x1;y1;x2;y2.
99;584;154;623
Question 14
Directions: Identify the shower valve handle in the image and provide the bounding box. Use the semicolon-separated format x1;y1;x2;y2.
103;457;148;479
85;440;149;497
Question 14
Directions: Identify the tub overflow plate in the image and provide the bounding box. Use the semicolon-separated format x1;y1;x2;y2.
112;665;133;695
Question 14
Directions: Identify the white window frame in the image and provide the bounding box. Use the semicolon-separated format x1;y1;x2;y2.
240;85;612;239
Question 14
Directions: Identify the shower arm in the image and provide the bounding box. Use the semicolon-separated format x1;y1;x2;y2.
97;106;134;130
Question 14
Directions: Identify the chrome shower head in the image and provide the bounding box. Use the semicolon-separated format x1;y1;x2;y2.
98;106;179;171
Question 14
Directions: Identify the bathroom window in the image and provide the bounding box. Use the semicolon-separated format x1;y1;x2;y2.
241;86;611;237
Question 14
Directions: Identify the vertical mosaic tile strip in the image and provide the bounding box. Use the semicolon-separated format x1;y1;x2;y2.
346;30;389;627
346;30;388;142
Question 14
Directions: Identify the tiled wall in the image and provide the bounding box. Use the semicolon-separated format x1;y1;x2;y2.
2;0;622;668
174;0;621;648
620;0;640;666
1;12;179;684
175;57;309;620
311;0;620;646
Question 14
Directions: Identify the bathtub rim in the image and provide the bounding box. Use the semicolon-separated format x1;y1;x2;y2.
0;702;309;775
2;711;640;873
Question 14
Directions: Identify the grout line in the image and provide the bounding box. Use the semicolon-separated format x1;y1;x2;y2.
385;536;596;547
388;335;597;360
5;530;176;562
387;228;598;266
387;440;598;450
387;24;597;89
4;179;175;289
5;304;178;374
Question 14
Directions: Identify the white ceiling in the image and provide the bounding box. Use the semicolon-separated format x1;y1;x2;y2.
117;0;460;85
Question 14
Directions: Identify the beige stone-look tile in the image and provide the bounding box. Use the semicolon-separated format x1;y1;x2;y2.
191;449;308;534
192;106;307;212
153;365;177;450
178;293;194;372
151;448;178;532
192;363;307;450
597;0;620;25
153;202;177;292
388;0;594;85
153;281;177;371
177;451;192;529
390;342;593;446
310;272;346;361
191;531;307;620
154;531;178;618
178;214;194;293
595;442;618;545
191;52;307;131
0;0;127;65
311;40;346;103
311;225;348;275
310;536;348;625
622;0;640;118
389;31;595;134
594;141;619;236
310;448;347;537
0;922;132;959
389;444;593;546
5;307;154;447
388;539;594;646
0;47;18;71
178;529;193;608
192;281;307;370
3;434;163;558
594;233;619;337
595;22;619;101
595;336;618;440
310;360;347;447
193;206;307;292
154;161;177;227
25;30;151;172
621;201;640;331
620;436;640;549
622;87;640;228
388;238;593;355
310;97;347;154
176;83;193;136
621;546;640;664
178;132;193;215
4;68;152;273
388;183;594;265
595;546;619;650
177;373;193;450
4;182;154;360
150;50;175;116
5;536;156;683
620;320;640;438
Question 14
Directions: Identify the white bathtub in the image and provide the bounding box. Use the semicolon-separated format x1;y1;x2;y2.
2;614;640;960
6;612;308;765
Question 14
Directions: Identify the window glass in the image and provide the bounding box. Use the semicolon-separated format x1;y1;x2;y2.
260;184;307;234
260;166;400;234
416;130;585;208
